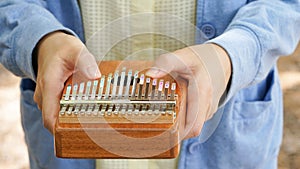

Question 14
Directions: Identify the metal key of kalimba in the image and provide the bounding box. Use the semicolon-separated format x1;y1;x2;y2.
54;61;186;159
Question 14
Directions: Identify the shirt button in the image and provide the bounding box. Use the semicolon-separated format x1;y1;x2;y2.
188;142;202;154
201;23;216;39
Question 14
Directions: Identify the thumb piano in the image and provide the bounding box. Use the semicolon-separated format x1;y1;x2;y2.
54;61;186;159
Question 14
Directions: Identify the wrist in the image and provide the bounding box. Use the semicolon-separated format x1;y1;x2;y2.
210;43;232;86
37;31;69;55
33;31;68;77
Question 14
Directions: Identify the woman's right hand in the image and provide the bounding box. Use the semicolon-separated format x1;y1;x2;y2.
33;31;101;134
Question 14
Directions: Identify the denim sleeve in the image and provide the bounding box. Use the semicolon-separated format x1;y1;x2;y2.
0;0;76;80
209;0;300;101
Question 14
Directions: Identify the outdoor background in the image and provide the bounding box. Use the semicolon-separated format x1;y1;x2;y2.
0;44;299;169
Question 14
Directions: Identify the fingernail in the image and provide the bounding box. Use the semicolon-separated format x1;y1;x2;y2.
87;66;101;79
146;68;160;77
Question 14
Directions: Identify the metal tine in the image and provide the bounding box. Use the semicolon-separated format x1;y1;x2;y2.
124;69;132;98
131;71;139;98
166;104;175;115
78;82;85;100
90;80;98;100
134;104;140;115
138;74;145;99
97;75;105;100
64;85;72;101
154;104;160;115
111;70;119;98
148;104;154;115
151;79;157;100
71;83;78;100
80;104;87;115
60;105;67;115
140;104;146;115
84;81;92;100
87;104;94;115
114;104;120;115
127;104;134;115
164;81;170;100
100;104;106;116
170;82;176;100
121;104;127;114
157;79;164;100
107;104;113;115
67;105;73;115
160;104;166;115
118;67;126;98
105;73;113;99
145;77;150;99
93;105;100;116
74;104;80;115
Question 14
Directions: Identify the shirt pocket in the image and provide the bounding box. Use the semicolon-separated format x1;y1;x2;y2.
230;71;282;164
233;97;273;121
233;71;276;121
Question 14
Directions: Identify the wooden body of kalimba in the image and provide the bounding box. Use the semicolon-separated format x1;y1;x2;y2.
54;61;186;159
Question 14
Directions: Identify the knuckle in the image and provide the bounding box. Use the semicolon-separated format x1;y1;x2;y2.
157;53;173;64
206;113;213;120
37;76;46;87
33;92;38;102
211;105;218;114
190;128;201;138
43;121;50;132
42;116;55;134
33;92;41;109
33;85;44;110
37;76;54;91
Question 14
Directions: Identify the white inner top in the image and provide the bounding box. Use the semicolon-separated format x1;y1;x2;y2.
79;0;196;61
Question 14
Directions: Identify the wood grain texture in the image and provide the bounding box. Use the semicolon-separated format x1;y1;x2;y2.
54;61;187;158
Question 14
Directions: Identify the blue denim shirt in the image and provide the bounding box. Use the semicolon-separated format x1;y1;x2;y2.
1;0;300;169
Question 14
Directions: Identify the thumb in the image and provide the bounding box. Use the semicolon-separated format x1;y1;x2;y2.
75;47;101;80
146;52;184;78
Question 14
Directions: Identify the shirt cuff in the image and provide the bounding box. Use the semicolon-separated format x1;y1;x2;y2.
11;13;76;81
207;27;261;103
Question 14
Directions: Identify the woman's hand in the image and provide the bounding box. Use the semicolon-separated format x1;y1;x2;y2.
146;44;231;139
33;31;101;134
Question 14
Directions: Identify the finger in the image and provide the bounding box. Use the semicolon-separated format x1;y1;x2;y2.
205;98;218;121
183;77;211;139
146;52;189;78
42;79;64;134
177;80;187;141
75;47;101;80
33;83;42;110
39;66;66;134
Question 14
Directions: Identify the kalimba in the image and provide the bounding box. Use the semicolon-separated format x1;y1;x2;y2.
54;61;186;159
